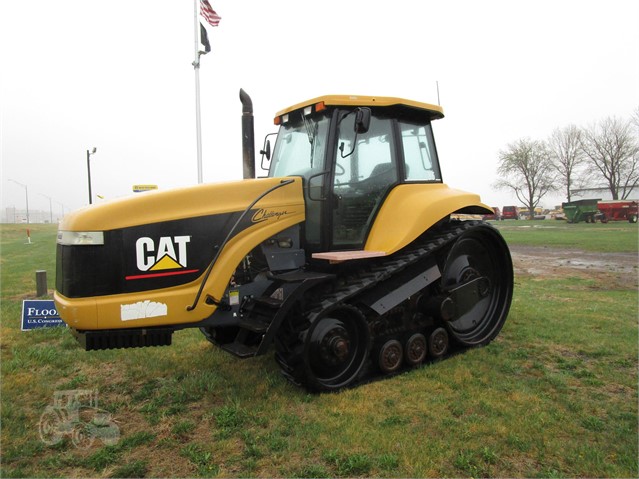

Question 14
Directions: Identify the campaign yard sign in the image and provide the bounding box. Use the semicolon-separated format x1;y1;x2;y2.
21;300;65;330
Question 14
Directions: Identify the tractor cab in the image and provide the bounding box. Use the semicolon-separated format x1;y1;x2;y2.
264;95;445;253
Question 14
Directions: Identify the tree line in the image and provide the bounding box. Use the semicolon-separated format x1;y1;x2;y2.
495;108;639;215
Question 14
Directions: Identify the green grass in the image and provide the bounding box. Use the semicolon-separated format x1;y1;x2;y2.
492;220;638;252
1;222;637;477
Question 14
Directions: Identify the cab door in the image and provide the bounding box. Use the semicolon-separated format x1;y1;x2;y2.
330;114;399;249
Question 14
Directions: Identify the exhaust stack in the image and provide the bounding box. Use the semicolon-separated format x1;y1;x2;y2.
240;88;255;179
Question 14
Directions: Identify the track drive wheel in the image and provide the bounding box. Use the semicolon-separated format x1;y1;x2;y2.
440;224;513;346
303;305;370;391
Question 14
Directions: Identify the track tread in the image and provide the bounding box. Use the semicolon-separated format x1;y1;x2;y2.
276;220;488;390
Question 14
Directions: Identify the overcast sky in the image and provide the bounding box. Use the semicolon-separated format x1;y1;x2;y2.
1;0;638;219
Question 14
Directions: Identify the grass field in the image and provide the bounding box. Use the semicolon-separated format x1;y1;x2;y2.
1;222;637;478
493;220;639;252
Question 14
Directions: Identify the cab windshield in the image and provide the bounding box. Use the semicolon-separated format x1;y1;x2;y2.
268;113;330;179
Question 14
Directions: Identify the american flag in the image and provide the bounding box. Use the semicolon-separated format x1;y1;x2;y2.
200;0;221;27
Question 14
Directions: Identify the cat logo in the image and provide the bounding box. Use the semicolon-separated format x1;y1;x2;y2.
127;236;198;280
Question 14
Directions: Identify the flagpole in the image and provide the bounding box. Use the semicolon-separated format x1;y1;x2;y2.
193;0;203;184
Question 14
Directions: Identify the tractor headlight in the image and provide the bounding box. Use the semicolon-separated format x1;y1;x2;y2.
57;231;104;246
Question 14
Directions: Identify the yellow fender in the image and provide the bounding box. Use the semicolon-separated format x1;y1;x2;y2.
365;183;493;254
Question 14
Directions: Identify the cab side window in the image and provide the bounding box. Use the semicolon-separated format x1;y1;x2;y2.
400;121;442;182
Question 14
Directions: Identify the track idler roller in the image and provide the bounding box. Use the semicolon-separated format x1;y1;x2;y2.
440;224;513;346
428;327;449;358
404;333;427;366
378;339;403;374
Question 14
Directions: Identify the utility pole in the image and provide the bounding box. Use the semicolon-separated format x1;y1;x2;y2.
9;179;29;224
193;0;203;184
40;194;53;223
87;147;97;204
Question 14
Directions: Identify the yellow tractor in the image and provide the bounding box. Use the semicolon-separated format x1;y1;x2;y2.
55;91;513;391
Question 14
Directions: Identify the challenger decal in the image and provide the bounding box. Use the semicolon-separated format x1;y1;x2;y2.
251;208;291;223
126;236;199;280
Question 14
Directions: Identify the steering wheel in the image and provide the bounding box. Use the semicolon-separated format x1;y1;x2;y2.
335;163;345;176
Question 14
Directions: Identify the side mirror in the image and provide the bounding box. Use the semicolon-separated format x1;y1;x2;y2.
354;107;371;134
338;107;372;159
260;139;271;161
260;133;277;172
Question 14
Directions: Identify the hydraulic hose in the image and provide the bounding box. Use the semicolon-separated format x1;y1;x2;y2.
186;178;295;311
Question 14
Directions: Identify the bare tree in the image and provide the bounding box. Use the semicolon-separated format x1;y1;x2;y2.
548;124;587;202
495;138;556;219
580;116;639;200
632;107;639;131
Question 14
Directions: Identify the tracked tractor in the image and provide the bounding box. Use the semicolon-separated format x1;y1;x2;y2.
54;91;513;391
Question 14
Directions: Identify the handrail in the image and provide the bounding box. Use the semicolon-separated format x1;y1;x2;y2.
186;178;296;311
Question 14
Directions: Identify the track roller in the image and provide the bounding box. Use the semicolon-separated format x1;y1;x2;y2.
404;333;427;366
428;327;449;358
378;339;403;373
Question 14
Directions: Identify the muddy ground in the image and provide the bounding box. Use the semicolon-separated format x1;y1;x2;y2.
510;244;638;290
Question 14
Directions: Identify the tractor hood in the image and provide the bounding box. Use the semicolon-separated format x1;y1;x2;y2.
60;177;303;232
55;177;304;331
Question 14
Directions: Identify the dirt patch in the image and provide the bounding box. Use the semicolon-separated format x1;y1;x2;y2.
510;244;638;289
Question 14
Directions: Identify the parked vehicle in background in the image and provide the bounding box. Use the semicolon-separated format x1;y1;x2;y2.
502;206;520;220
483;207;502;221
561;199;638;224
596;200;638;223
562;199;601;223
520;207;547;220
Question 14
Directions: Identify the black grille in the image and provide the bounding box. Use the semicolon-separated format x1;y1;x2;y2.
73;327;174;351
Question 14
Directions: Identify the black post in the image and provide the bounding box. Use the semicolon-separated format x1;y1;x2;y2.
240;88;255;179
36;270;47;297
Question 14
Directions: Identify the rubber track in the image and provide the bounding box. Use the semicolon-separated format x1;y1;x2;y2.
307;220;480;322
276;220;484;385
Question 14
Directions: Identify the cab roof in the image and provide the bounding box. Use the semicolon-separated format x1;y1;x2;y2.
274;94;445;123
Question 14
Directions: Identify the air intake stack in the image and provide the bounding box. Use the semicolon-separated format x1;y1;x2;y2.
240;88;255;179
